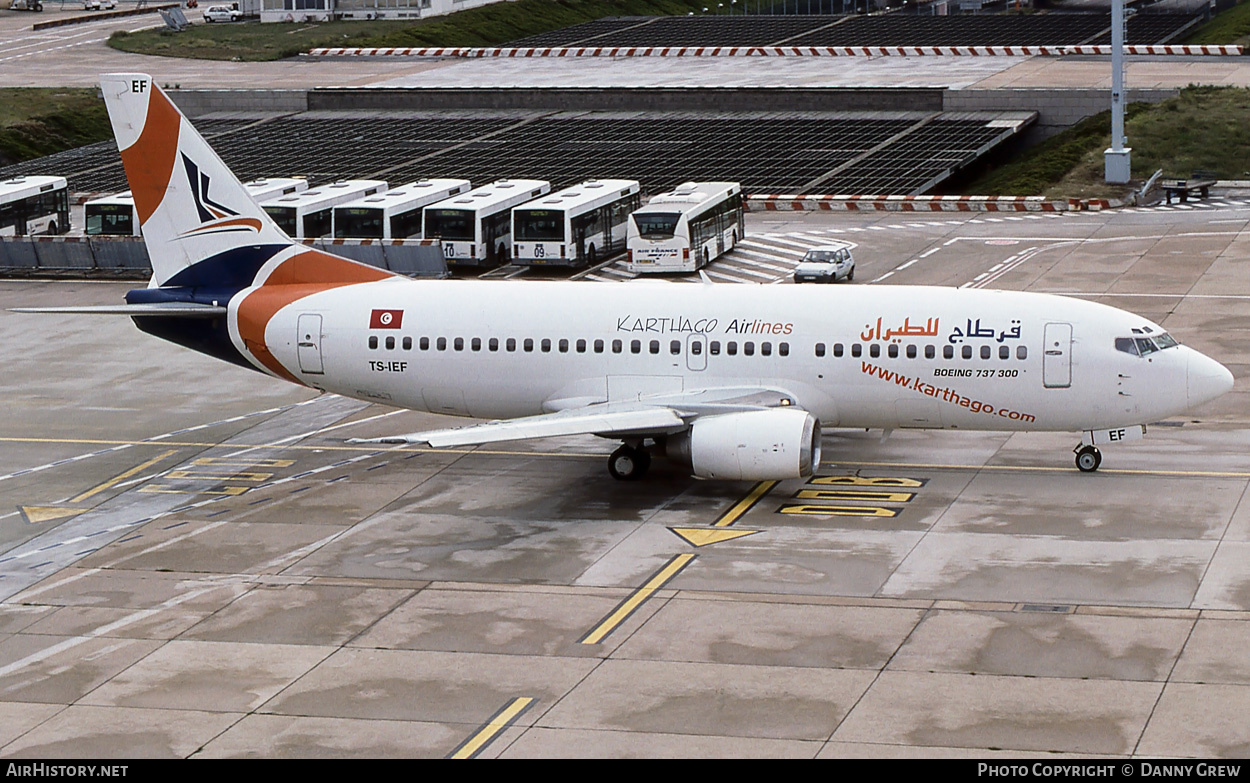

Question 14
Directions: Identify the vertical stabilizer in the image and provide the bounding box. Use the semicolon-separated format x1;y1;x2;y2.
100;73;295;288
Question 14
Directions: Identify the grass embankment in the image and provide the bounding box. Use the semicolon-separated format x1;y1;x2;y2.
961;87;1250;199
0;89;111;168
1182;0;1250;46
109;0;720;61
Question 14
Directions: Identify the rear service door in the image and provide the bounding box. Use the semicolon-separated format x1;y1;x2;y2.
1043;322;1072;388
297;313;324;374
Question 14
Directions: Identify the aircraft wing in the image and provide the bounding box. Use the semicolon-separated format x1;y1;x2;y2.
9;303;227;317
348;405;689;448
347;386;804;449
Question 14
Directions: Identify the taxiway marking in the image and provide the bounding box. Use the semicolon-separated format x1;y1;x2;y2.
449;696;535;759
579;553;696;645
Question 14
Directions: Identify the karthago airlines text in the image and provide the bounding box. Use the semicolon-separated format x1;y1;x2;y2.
7;766;128;778
978;764;1242;778
861;361;1036;422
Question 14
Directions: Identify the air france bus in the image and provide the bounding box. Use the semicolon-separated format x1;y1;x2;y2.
86;177;309;237
333;178;471;240
512;179;641;268
261;179;387;240
423;179;549;268
0;176;70;236
626;181;744;274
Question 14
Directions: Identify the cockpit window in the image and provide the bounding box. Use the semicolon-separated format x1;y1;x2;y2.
1115;337;1139;356
1135;337;1159;356
1154;332;1179;350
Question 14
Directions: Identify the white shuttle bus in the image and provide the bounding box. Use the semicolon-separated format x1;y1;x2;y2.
626;181;744;274
0;176;70;236
86;177;309;237
261;179;387;240
423;179;549;268
512;179;641;268
333;178;471;240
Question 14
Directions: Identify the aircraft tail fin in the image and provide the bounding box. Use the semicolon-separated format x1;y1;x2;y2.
100;73;392;291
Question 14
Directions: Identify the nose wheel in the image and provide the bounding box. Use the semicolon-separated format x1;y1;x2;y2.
1074;444;1102;473
608;444;651;481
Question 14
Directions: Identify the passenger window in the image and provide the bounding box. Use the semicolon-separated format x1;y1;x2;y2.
944;345;954;359
1017;346;1027;360
506;338;516;352
925;345;935;359
649;340;660;354
541;339;551;353
962;345;972;360
631;340;641;354
887;344;898;359
593;339;603;353
368;336;378;350
727;341;738;356
437;337;447;351
906;345;916;359
710;341;721;355
691;341;702;355
671;340;681;355
834;343;844;358
576;339;586;353
779;342;789;357
760;342;772;357
999;345;1009;360
403;336;412;350
980;345;991;360
558;339;568;353
851;344;861;358
420;337;430;351
612;339;622;353
744;342;755;356
523;338;533;352
815;342;826;357
489;338;499;352
869;344;880;358
386;336;395;350
453;337;463;351
471;337;481;352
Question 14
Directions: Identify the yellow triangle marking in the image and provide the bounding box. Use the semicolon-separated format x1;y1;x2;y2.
670;527;760;547
19;506;87;525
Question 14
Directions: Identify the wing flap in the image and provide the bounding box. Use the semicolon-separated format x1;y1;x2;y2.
349;406;687;448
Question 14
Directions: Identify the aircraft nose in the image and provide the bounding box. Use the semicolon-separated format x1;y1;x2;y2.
1187;349;1235;409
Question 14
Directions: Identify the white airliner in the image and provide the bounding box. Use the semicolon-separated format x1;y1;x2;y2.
15;75;1235;480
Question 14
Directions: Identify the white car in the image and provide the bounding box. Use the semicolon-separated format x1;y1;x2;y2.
202;4;242;21
83;0;116;9
793;244;855;283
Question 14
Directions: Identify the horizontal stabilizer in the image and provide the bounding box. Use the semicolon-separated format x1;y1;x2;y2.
348;406;688;448
9;303;227;317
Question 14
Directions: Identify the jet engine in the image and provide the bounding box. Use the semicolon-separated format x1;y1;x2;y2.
665;408;821;480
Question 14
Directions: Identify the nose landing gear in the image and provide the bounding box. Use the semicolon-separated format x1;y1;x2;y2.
1074;444;1102;473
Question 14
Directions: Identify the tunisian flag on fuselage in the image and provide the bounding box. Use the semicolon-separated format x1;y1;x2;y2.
370;309;404;329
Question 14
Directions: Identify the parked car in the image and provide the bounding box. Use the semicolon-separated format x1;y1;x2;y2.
202;4;242;21
793;244;855;283
83;0;116;9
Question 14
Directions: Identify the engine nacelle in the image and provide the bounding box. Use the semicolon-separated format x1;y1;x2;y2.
666;408;822;481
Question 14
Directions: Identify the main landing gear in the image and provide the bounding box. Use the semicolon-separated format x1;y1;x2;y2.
608;443;651;481
1074;444;1102;473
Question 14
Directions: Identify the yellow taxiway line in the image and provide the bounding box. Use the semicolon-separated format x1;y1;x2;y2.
448;696;535;759
579;553;696;645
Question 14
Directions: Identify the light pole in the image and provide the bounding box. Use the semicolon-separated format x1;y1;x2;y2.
1104;0;1132;184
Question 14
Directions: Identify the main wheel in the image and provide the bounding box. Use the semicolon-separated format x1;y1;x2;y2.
1075;445;1102;473
608;445;650;481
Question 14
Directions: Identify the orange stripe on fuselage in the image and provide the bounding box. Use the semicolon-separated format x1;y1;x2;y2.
236;249;395;382
119;87;181;227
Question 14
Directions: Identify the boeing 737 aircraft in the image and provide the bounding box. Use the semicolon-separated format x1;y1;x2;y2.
15;75;1235;480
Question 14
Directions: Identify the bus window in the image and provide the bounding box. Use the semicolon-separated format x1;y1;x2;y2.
265;206;297;236
514;209;563;241
632;212;680;238
389;208;423;239
335;207;383;239
425;209;474;241
302;209;333;239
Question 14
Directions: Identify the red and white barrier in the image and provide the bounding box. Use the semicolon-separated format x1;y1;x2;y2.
308;44;1243;58
745;194;1070;212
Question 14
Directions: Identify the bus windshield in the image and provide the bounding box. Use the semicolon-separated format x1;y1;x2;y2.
85;204;134;236
425;208;475;241
336;207;384;239
633;212;681;238
514;209;564;241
